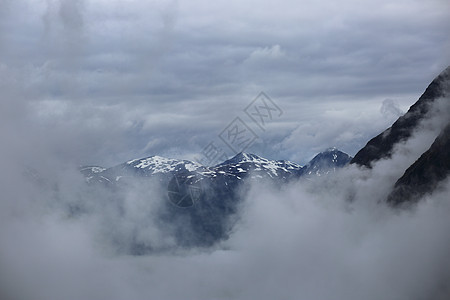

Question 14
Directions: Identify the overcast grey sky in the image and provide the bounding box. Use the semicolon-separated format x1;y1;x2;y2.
1;0;449;166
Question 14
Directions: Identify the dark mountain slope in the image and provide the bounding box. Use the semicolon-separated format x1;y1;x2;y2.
351;66;450;167
303;148;352;177
387;124;450;205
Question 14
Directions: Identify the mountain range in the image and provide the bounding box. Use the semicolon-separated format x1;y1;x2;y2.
81;148;351;251
80;66;450;252
82;148;351;188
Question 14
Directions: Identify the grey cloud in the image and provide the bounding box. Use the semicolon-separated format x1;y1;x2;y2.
380;98;404;118
42;0;86;59
58;0;84;31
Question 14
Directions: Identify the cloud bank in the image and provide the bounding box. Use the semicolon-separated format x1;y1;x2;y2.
1;156;450;300
1;96;449;300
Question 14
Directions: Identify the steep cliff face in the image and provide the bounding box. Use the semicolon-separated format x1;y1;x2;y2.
387;124;450;205
351;67;450;168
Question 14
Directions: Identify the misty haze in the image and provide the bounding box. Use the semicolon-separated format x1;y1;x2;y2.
1;1;449;300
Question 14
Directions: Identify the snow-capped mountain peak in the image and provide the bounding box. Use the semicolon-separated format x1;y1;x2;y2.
215;152;303;179
126;155;202;173
303;148;352;176
218;152;264;165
